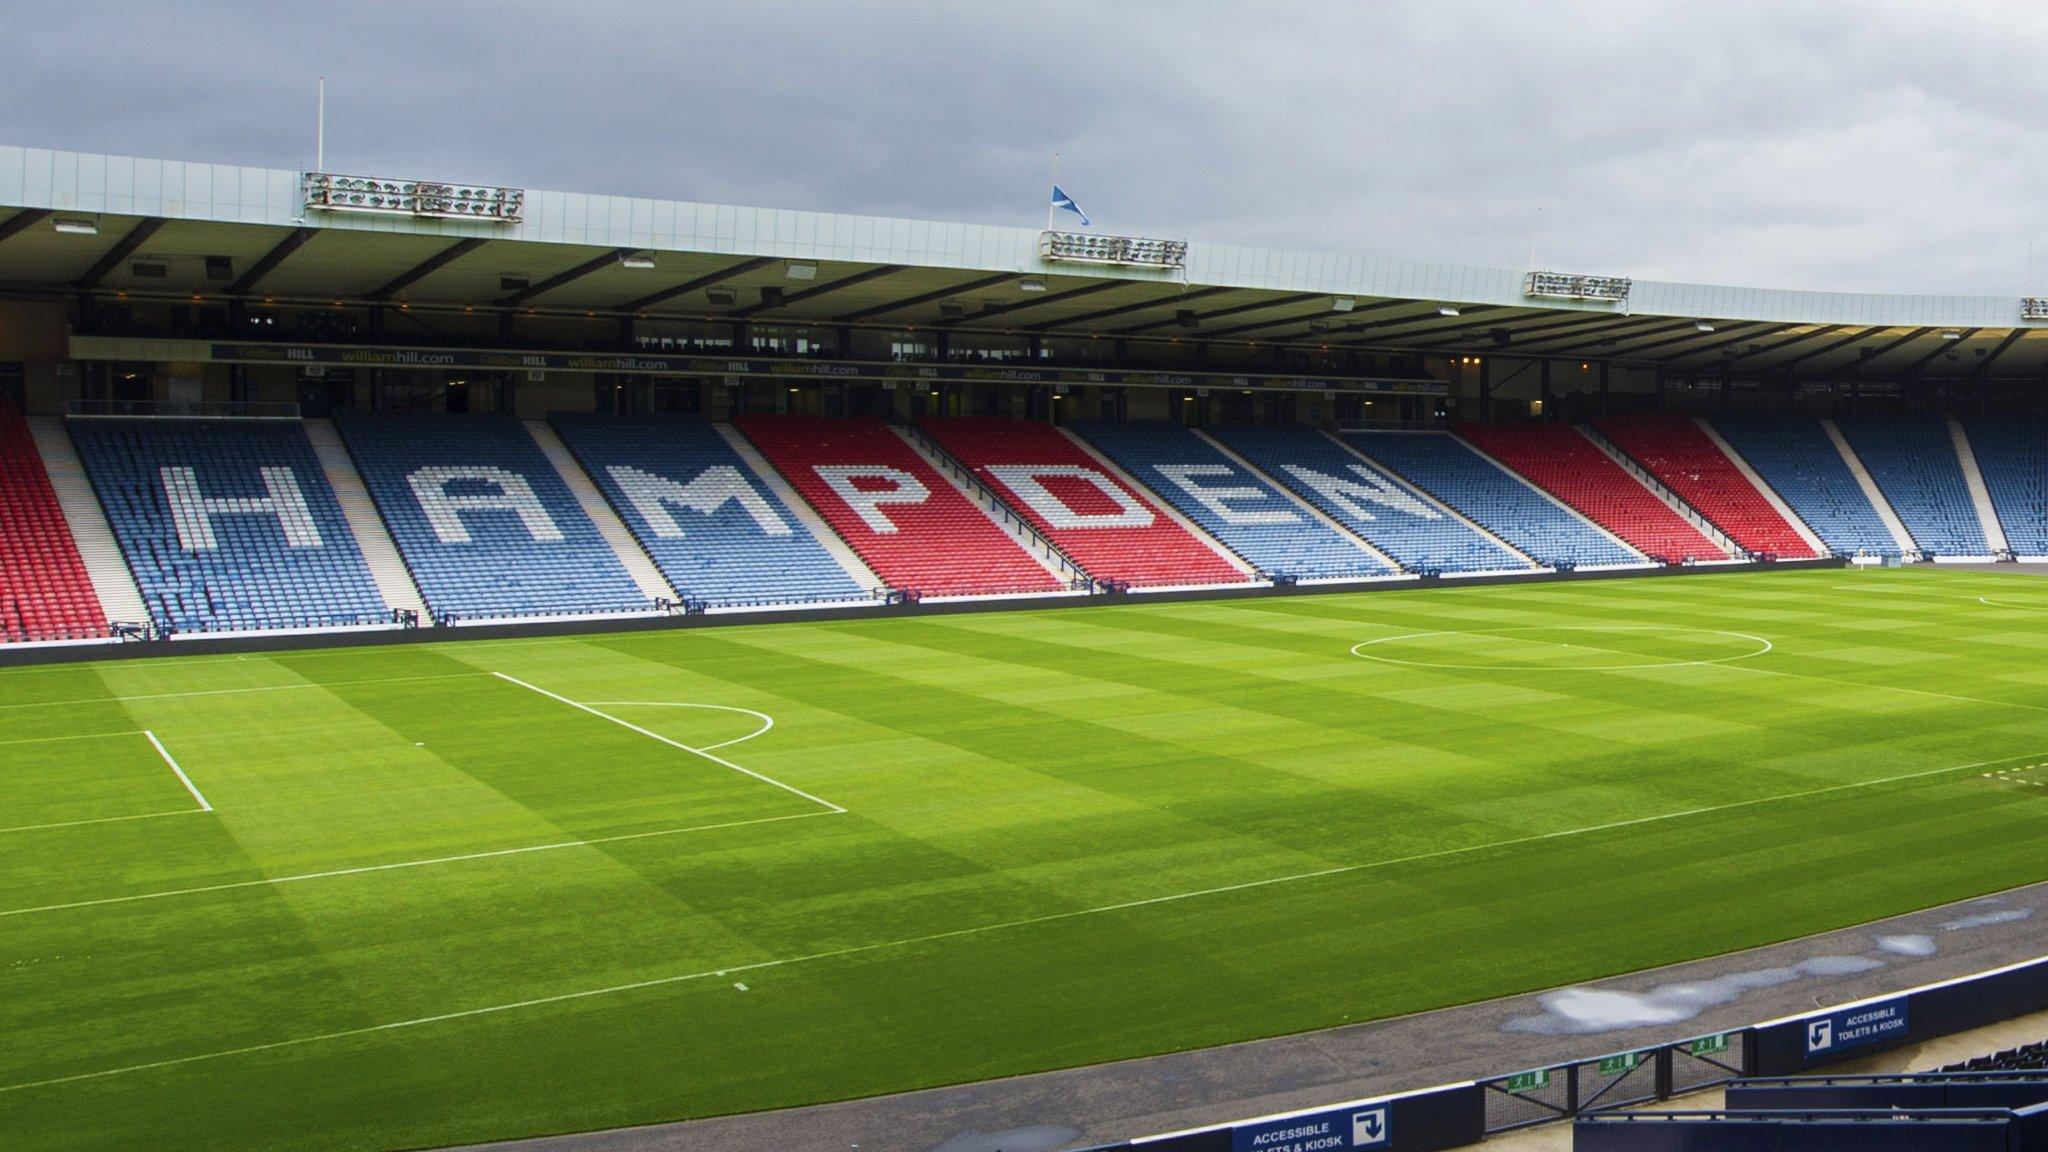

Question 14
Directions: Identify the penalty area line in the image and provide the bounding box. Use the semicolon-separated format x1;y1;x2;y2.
490;672;843;814
2;746;2028;1097
0;810;835;921
145;731;210;813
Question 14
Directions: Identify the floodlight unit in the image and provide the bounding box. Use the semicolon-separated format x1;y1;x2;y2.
1523;270;1632;304
1039;230;1188;270
51;217;99;235
302;172;524;222
619;253;656;270
2024;297;2048;321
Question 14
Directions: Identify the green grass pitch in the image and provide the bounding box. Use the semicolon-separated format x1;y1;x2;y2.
8;567;2048;1152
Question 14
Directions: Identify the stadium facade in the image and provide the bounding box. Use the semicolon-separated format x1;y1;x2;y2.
0;143;2044;646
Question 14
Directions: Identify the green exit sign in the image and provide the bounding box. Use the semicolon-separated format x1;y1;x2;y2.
1690;1033;1731;1056
1597;1052;1643;1075
1504;1069;1551;1093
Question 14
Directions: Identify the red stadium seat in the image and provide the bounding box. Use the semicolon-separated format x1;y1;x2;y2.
0;403;108;641
1454;422;1726;564
918;418;1249;587
734;416;1063;597
1593;413;1822;558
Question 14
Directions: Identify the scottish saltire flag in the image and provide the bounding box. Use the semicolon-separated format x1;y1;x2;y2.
1051;184;1091;227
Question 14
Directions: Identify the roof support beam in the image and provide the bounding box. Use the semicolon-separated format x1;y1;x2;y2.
728;265;908;320
370;238;487;301
0;209;51;246
936;279;1127;327
1203;298;1416;339
1698;325;1843;366
1318;306;1510;346
1626;322;1799;361
1028;285;1234;332
502;247;638;307
837;272;1019;323
619;256;777;314
1905;328;1980;375
1773;326;1887;370
1507;317;1706;355
226;227;317;296
1404;312;1670;352
1977;328;2027;375
1118;292;1325;335
75;217;165;290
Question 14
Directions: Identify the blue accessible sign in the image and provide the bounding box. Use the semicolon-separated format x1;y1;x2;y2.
1231;1103;1390;1152
1804;996;1908;1056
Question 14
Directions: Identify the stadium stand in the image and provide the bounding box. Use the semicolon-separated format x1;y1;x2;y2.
1593;413;1821;557
734;415;1062;597
1708;415;1900;556
1203;424;1526;574
67;418;390;633
1068;421;1394;580
1950;1040;2048;1073
333;415;650;620
1452;423;1724;562
1338;430;1642;569
1836;417;1990;556
0;403;108;641
1961;420;2048;557
548;415;868;607
917;417;1249;587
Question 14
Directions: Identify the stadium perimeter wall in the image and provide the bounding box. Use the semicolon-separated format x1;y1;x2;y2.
0;555;1841;667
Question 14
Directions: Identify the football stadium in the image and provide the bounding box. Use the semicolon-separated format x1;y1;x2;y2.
11;14;2048;1152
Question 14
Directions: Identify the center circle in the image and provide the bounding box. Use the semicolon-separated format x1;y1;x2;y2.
1348;624;1773;671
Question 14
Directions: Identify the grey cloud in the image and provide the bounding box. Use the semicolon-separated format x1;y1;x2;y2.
7;1;2048;295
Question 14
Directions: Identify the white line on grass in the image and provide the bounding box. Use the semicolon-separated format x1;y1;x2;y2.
581;702;774;753
0;810;834;920
0;673;488;712
490;673;843;813
0;809;204;836
144;731;210;813
1;746;2031;1097
0;730;146;748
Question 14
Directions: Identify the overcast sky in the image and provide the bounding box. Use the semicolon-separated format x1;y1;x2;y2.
7;1;2048;295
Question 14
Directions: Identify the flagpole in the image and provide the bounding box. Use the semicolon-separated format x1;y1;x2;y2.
1046;152;1059;233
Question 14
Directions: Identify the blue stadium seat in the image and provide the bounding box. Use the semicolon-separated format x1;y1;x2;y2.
1207;426;1531;573
1962;420;2048;557
1069;422;1392;580
1709;416;1900;557
1835;417;1988;556
549;415;866;606
334;415;647;620
1338;431;1640;569
67;418;389;633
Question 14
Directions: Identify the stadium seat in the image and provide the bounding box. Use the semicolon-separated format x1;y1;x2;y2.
1068;421;1394;580
1592;413;1821;557
1708;416;1899;557
1451;423;1723;563
1337;430;1642;569
918;417;1249;587
733;415;1063;597
1964;419;2048;557
333;414;649;620
1205;424;1529;574
0;402;107;642
548;414;867;606
66;417;389;633
1836;417;1989;556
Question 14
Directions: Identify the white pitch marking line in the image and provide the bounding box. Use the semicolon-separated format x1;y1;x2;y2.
1;746;2030;1097
0;673;488;712
144;731;210;813
491;673;842;814
0;810;835;921
581;702;774;753
0;730;147;748
0;809;204;836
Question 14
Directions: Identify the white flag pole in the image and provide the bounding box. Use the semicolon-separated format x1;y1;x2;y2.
316;76;326;171
1046;152;1059;233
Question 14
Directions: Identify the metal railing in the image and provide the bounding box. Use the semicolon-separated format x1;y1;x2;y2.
1575;425;1748;560
886;416;1092;584
1481;1029;1747;1134
65;399;302;420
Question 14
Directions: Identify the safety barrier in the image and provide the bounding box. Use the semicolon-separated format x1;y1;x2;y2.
1081;951;2048;1151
